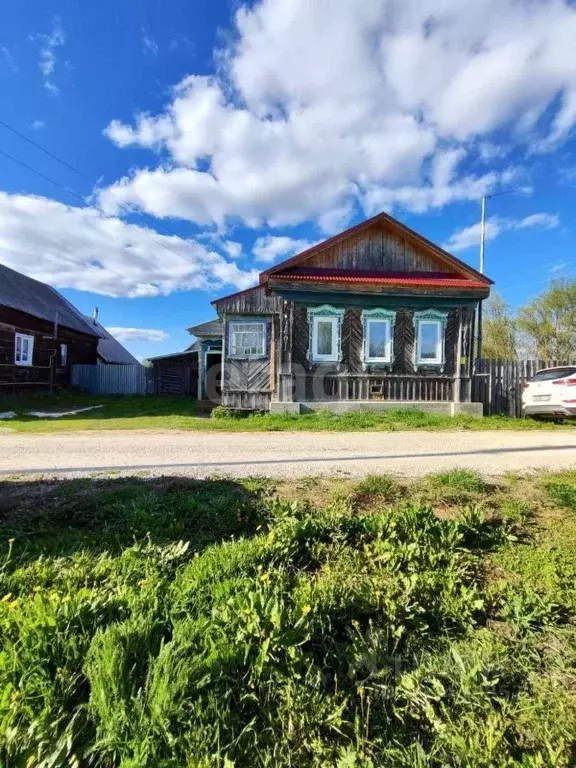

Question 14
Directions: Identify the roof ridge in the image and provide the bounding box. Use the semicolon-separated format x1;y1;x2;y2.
260;211;492;286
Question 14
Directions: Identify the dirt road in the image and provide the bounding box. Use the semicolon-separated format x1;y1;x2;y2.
1;430;576;478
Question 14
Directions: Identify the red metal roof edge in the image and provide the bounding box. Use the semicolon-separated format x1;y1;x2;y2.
271;273;487;288
260;211;493;286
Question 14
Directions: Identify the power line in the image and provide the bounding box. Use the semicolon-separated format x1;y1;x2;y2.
0;118;101;188
0;147;88;207
0;137;210;273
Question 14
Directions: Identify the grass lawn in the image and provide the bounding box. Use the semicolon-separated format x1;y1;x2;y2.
1;469;576;765
1;392;575;433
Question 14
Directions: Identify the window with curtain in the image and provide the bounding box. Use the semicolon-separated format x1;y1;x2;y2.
229;321;266;357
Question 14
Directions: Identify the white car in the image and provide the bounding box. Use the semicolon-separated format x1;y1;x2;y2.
522;366;576;419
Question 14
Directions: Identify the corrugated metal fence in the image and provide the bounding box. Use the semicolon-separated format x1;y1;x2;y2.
473;359;576;417
71;364;149;395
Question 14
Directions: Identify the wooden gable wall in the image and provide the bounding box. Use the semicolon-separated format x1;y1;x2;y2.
302;224;456;274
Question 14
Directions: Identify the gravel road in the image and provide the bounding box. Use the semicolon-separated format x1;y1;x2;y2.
1;430;576;479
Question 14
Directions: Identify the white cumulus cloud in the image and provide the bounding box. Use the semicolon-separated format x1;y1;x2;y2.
100;0;576;230
253;235;314;264
0;192;259;298
444;213;560;252
106;327;169;342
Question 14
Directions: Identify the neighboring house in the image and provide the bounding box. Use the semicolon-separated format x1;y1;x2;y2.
210;212;492;413
0;263;101;393
83;314;141;365
148;319;222;397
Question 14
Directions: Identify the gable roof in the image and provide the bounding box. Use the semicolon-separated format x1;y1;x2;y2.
187;318;223;338
0;263;101;336
260;211;493;285
83;316;140;364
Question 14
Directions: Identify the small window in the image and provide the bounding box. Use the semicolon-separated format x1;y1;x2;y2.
365;319;392;363
312;316;339;362
531;367;576;382
417;320;443;365
229;321;266;358
60;344;68;366
15;333;34;366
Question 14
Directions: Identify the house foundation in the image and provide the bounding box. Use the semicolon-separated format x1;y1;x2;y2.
269;400;483;417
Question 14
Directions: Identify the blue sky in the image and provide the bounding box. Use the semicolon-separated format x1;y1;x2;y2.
0;0;575;359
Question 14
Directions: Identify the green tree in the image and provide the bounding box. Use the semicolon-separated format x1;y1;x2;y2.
482;293;516;359
517;278;576;361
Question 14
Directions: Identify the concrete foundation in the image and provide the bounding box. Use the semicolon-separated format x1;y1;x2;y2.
269;400;484;417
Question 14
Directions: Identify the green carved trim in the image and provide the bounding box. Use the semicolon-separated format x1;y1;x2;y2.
307;304;345;318
414;309;448;323
361;308;396;321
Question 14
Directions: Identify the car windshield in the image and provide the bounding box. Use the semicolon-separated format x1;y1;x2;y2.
531;367;576;382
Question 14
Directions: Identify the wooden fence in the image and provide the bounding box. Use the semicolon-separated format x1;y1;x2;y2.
71;364;150;395
473;359;576;417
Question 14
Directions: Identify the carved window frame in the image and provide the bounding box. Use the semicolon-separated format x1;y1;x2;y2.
362;308;396;366
307;305;344;363
414;309;447;368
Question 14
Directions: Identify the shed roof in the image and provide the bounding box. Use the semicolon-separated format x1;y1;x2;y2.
0;263;101;336
148;350;198;362
187;318;223;338
82;316;141;364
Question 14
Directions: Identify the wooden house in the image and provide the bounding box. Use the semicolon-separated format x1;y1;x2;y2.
0;263;102;394
211;212;492;415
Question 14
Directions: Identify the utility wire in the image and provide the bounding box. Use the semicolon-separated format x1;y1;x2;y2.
0;117;101;188
0;137;209;273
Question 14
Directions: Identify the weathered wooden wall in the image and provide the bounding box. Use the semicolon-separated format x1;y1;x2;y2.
277;303;475;404
213;285;285;316
152;353;198;396
214;286;286;410
215;282;478;408
0;306;99;394
221;316;277;410
304;224;455;273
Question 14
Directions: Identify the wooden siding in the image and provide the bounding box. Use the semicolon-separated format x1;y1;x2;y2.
216;289;478;410
213;285;285;316
221;316;273;410
0;306;98;394
152;353;198;396
304;224;454;273
275;302;476;405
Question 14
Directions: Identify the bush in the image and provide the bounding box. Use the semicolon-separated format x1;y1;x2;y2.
210;405;249;419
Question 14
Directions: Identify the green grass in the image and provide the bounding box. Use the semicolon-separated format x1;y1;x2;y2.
1;471;576;766
1;392;575;433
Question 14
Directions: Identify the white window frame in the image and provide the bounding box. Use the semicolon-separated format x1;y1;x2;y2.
362;309;396;365
228;319;267;359
15;333;34;366
414;310;447;367
311;315;340;362
365;318;392;363
60;343;68;367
